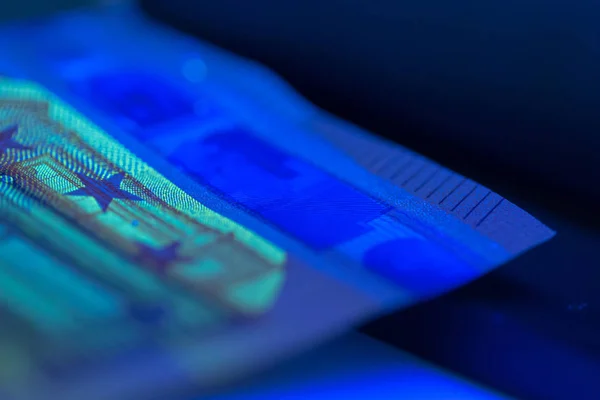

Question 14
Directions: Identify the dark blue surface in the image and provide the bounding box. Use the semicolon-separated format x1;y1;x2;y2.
204;333;509;400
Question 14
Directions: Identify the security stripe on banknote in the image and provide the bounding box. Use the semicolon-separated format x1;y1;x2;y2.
0;131;221;332
0;184;225;387
0;77;287;316
0;77;290;390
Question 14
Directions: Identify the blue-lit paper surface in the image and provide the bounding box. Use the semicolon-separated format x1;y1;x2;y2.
0;3;554;400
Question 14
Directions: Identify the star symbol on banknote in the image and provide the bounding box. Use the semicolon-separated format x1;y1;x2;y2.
0;125;31;155
135;241;192;274
65;172;143;212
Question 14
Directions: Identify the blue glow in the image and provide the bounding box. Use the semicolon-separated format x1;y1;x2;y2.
207;334;510;400
168;128;391;250
182;58;208;83
70;71;196;130
364;238;478;296
0;6;560;400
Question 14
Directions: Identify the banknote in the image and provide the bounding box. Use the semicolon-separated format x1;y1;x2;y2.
0;3;554;400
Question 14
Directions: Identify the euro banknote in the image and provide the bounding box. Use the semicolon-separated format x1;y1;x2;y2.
0;3;554;400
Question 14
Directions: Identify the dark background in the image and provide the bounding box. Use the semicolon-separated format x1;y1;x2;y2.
0;0;95;22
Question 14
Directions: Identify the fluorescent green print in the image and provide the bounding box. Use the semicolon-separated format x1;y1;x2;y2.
0;77;287;317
